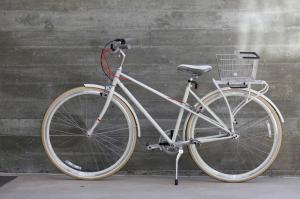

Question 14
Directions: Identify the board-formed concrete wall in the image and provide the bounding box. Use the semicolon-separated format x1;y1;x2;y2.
0;0;299;175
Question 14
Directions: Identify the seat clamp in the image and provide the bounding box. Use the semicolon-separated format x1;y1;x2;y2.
188;80;198;89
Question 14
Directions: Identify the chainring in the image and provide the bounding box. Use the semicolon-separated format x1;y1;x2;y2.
158;130;182;155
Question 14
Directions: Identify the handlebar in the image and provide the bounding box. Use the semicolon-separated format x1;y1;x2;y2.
100;38;130;81
109;38;131;52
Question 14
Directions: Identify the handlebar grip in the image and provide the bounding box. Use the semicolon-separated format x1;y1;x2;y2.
110;43;117;52
239;51;260;59
114;38;126;45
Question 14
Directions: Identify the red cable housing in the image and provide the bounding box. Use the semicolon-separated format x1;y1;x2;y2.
100;48;127;80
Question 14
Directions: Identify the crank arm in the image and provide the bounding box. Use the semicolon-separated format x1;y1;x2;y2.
146;144;162;151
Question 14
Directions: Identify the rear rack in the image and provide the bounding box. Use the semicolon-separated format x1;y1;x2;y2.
213;51;269;134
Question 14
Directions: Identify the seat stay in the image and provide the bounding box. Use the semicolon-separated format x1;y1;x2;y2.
212;79;235;133
189;89;228;130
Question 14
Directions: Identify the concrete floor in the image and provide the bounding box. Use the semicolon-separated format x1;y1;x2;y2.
0;174;299;199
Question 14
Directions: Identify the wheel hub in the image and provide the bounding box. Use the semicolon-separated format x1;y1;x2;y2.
232;133;240;139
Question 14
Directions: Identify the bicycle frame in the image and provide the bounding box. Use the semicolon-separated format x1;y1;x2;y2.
87;50;236;145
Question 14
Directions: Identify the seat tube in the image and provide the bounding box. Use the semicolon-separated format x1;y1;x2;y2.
172;80;192;142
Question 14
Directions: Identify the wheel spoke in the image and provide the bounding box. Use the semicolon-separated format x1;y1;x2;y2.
236;115;269;132
51;120;87;132
93;127;129;135
93;136;122;157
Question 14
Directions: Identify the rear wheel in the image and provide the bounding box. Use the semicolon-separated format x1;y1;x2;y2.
186;89;282;182
41;87;137;180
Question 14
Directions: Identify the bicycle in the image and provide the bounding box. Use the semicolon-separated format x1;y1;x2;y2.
41;38;284;185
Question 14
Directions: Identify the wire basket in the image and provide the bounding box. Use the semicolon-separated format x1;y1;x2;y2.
216;51;260;83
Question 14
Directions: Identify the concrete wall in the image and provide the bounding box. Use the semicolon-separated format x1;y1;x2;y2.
0;0;299;175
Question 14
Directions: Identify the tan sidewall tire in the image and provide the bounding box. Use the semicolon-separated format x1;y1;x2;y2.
41;87;137;180
186;89;282;182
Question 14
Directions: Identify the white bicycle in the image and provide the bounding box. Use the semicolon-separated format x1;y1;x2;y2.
42;39;283;185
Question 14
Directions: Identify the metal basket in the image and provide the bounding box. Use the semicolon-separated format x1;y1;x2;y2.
216;51;260;83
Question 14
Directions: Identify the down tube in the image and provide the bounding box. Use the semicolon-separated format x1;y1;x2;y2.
116;79;173;144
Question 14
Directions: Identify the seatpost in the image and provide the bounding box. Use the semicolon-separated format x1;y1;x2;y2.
188;75;199;89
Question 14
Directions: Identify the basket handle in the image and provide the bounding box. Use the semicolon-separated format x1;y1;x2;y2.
239;51;260;59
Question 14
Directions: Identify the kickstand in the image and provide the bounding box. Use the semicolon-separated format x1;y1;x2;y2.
174;147;184;185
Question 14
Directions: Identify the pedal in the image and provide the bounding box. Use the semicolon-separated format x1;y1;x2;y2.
146;143;162;151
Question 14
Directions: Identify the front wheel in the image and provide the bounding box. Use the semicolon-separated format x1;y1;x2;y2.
41;87;137;180
186;88;282;182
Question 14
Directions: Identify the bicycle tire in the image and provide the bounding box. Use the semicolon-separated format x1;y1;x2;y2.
41;87;137;180
186;88;282;182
